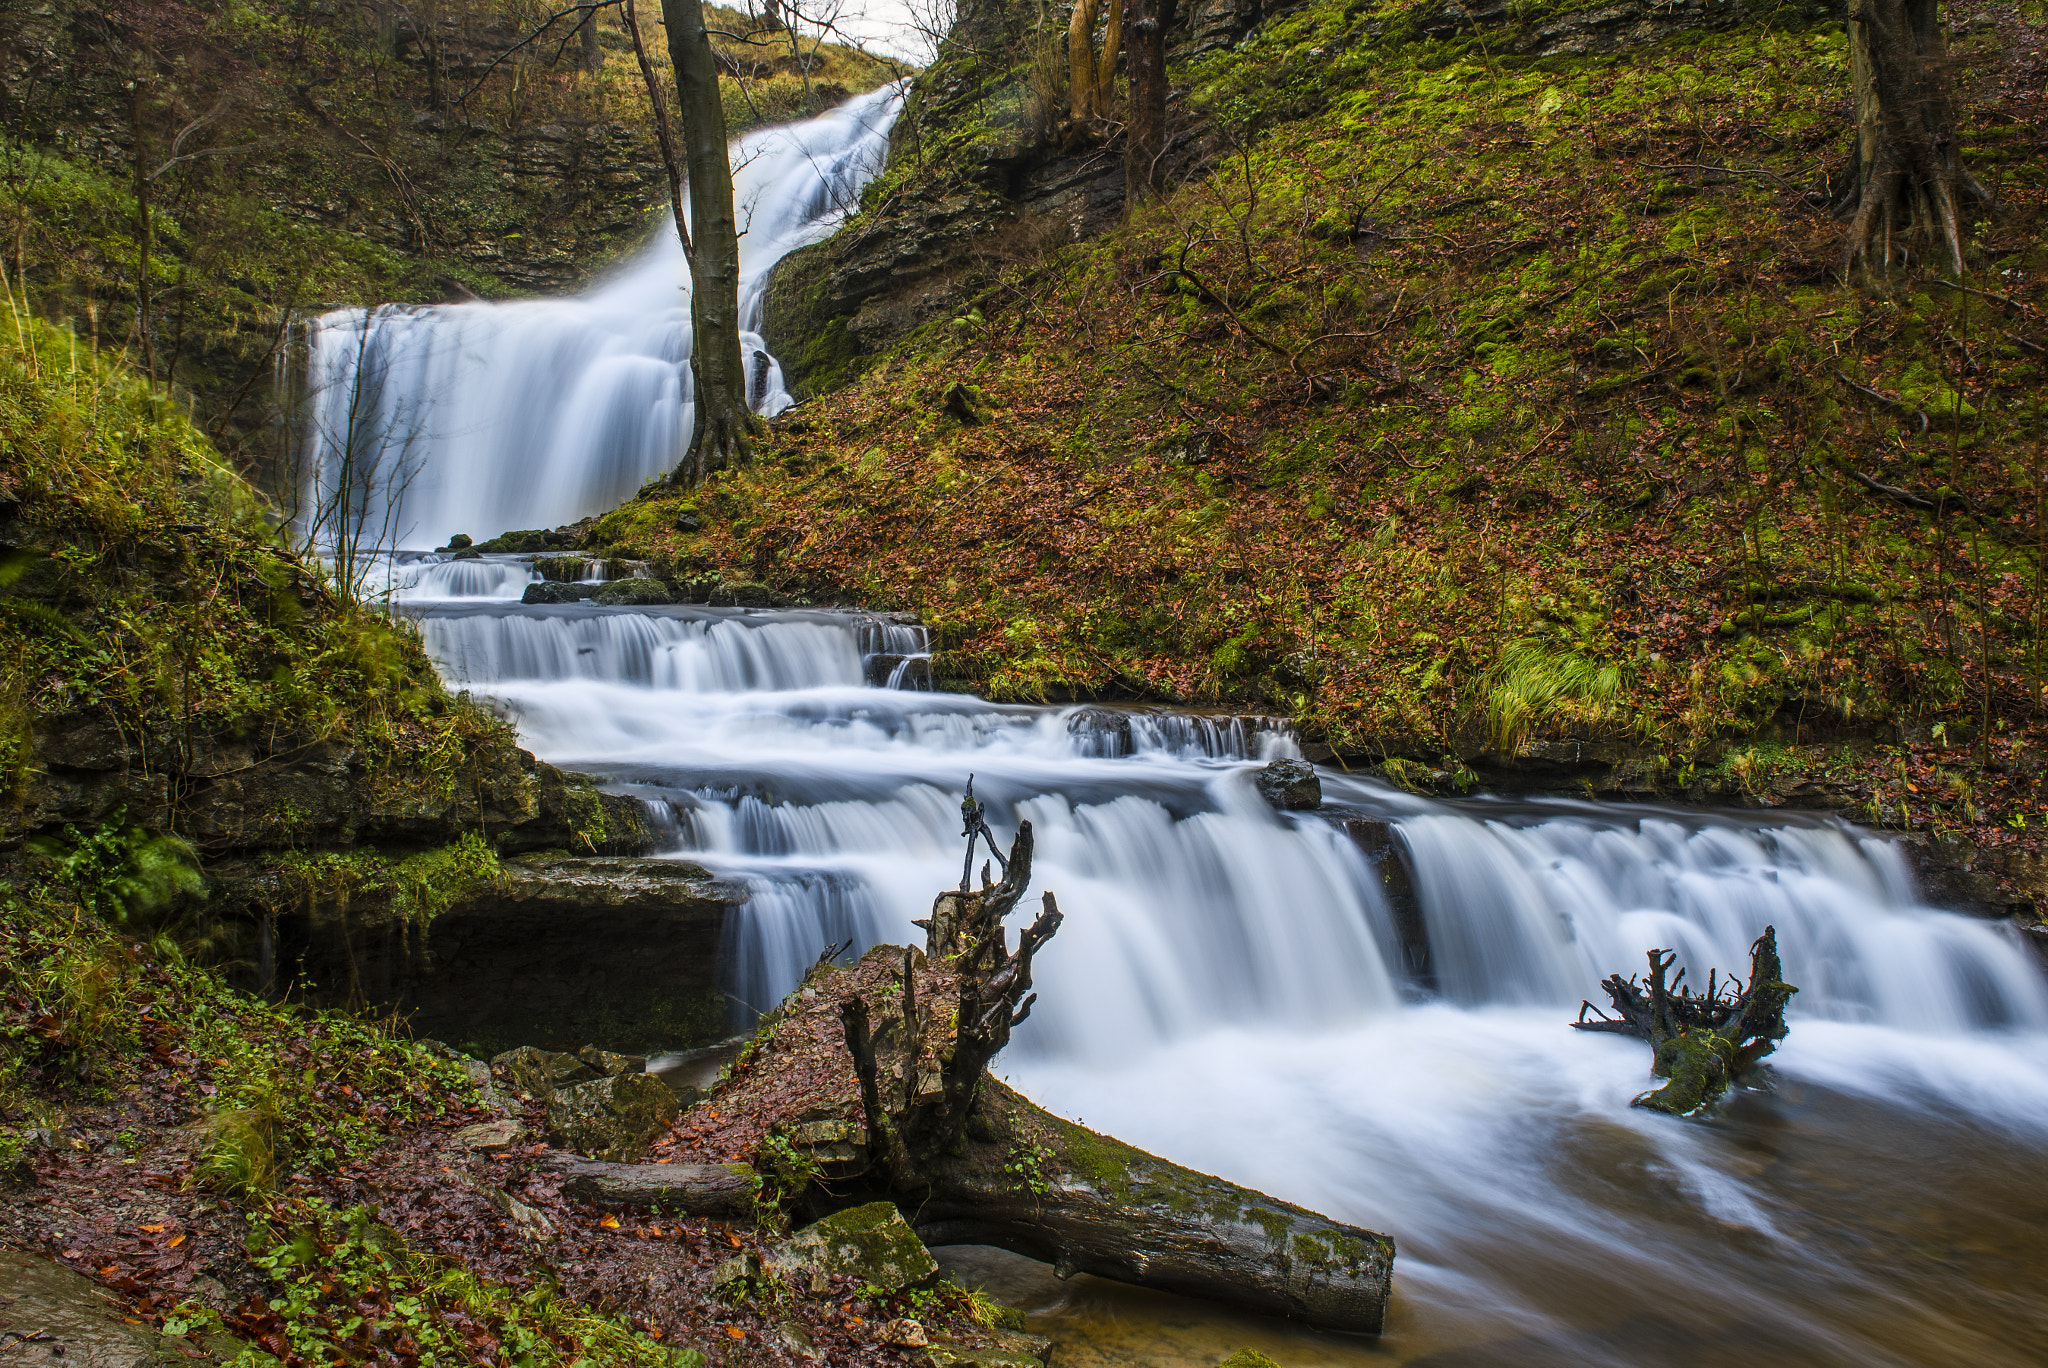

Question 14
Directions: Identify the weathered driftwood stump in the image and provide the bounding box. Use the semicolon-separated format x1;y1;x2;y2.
1573;927;1798;1115
662;806;1396;1334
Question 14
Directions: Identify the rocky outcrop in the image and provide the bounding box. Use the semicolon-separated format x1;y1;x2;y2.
270;857;748;1056
0;1248;245;1365
546;1073;680;1162
768;1202;940;1296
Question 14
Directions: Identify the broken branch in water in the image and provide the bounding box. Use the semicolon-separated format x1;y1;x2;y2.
1573;927;1797;1115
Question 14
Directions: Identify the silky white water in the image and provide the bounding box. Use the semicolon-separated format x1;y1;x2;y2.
407;594;2048;1366
299;84;904;552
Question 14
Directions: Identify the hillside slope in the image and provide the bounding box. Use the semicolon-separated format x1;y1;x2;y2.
595;0;2047;901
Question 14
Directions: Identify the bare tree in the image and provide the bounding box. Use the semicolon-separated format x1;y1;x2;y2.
1838;0;1988;276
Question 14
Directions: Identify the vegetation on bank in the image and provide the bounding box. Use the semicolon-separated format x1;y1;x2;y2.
591;0;2046;850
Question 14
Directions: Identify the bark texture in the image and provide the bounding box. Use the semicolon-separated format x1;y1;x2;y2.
1124;0;1177;194
1573;927;1797;1115
547;1156;757;1216
1840;0;1983;275
660;0;758;486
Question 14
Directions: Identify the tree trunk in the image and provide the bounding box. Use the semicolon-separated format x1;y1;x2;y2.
1123;0;1176;196
579;7;603;71
918;1076;1394;1333
1841;0;1982;276
660;0;757;486
546;1156;756;1217
1068;0;1100;123
1095;0;1123;118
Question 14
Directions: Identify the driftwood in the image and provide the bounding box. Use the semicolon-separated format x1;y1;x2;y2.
1573;927;1797;1115
546;1155;757;1218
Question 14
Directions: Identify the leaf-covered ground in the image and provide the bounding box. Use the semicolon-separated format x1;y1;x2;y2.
588;0;2048;897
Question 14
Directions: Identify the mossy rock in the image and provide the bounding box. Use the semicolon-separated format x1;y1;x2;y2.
592;578;675;606
770;1201;938;1295
1218;1353;1282;1368
490;1046;598;1100
545;1072;680;1162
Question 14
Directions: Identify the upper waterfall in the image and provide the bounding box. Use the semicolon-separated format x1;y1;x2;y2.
297;83;905;553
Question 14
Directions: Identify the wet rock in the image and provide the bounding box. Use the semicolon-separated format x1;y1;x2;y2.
575;1045;645;1077
1065;706;1134;759
924;1329;1052;1368
1255;759;1322;810
879;1318;930;1347
545;1072;679;1162
441;533;474;550
492;1046;599;1100
521;580;588;604
452;1119;526;1152
593;577;674;606
0;1248;184;1365
674;510;704;533
1218;1353;1281;1368
769;1202;938;1296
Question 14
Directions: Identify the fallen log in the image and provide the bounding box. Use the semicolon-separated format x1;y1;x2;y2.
1573;926;1797;1115
919;1075;1393;1333
545;1155;757;1219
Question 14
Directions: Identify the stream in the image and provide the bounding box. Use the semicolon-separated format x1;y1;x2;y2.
323;95;2048;1368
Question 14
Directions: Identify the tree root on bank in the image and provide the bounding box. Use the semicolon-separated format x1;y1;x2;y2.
659;810;1396;1334
1573;927;1798;1116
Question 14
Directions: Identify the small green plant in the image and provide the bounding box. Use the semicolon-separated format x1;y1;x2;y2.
28;808;205;925
1004;1142;1055;1198
1484;640;1622;755
753;1129;825;1229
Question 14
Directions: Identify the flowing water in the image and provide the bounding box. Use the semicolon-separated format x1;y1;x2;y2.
334;94;2048;1368
299;82;904;552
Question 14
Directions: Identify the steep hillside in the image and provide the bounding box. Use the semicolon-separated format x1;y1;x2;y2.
599;0;2048;899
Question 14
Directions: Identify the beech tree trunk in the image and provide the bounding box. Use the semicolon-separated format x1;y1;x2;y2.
1124;0;1176;195
660;0;758;486
1840;0;1983;276
1068;0;1100;122
1095;0;1123;116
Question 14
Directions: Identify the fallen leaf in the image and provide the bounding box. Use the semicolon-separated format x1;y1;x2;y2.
727;1326;746;1340
725;1231;741;1248
140;1225;165;1234
600;1215;621;1229
166;1235;185;1248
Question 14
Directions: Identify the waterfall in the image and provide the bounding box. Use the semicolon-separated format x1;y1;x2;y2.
403;588;2048;1366
299;83;905;552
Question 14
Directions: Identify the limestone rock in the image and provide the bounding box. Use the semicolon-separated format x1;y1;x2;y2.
545;1073;679;1162
769;1202;938;1296
452;1119;526;1152
492;1046;598;1100
1254;758;1322;810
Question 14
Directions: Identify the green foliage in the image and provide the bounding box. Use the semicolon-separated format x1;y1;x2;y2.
177;1202;699;1367
27;808;206;924
1484;640;1623;754
754;1128;826;1228
1003;1141;1055;1198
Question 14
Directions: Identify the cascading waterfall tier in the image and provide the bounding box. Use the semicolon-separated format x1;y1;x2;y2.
298;83;904;553
394;467;2048;1363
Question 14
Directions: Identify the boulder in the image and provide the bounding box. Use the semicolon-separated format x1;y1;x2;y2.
769;1202;938;1296
521;580;588;604
491;1046;598;1100
440;533;474;550
452;1119;526;1152
545;1073;680;1162
576;1045;646;1077
593;578;674;606
1254;759;1322;810
1218;1354;1282;1368
0;1248;231;1366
